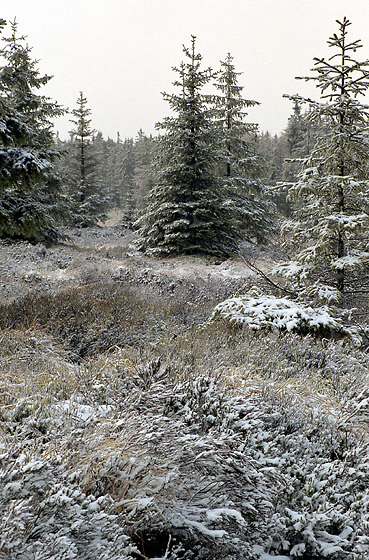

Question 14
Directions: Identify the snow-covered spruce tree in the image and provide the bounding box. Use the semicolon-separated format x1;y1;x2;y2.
102;133;123;208
257;131;288;187
136;37;240;257
118;137;136;228
66;92;108;226
283;99;310;183
133;129;156;214
213;53;275;243
275;101;316;216
101;135;119;207
275;18;369;305
0;19;66;243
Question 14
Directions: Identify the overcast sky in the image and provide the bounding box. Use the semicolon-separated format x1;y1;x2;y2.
2;0;369;140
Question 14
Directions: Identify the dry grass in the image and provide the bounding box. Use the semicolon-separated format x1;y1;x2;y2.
1;322;369;559
0;281;207;359
0;327;78;413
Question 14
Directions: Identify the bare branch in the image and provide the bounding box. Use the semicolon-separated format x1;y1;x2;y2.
239;256;298;297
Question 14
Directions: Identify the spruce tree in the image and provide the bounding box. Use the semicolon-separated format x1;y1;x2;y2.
283;100;306;182
0;19;65;243
66;92;108;226
133;129;156;213
282;100;321;182
214;53;275;242
272;102;307;216
275;18;369;305
104;134;123;208
119;137;136;227
258;131;288;186
137;37;239;257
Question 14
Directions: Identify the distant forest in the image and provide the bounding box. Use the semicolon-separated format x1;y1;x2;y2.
55;96;307;226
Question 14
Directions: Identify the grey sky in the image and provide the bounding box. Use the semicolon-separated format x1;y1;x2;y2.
3;0;369;140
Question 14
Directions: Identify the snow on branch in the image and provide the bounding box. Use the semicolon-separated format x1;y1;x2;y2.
210;289;357;339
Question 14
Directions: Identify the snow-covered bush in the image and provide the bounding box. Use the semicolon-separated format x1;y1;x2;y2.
0;446;136;560
210;289;356;340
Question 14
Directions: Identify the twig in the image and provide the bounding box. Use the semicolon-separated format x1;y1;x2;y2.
355;323;369;343
240;257;297;298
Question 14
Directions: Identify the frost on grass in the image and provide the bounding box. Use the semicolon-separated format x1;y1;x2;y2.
211;288;356;340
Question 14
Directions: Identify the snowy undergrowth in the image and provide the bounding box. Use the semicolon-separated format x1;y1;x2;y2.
1;323;369;559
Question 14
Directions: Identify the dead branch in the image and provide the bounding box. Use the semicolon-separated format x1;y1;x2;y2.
240;256;298;298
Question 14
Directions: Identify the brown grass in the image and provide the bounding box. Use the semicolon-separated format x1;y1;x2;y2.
0;282;207;359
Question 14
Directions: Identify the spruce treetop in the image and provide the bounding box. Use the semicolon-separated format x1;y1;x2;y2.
300;17;369;101
0;19;64;146
69;91;95;141
214;53;259;121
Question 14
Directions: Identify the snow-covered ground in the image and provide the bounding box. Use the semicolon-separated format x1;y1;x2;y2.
0;226;267;304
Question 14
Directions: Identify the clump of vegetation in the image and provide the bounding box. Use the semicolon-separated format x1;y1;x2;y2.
210;289;359;342
0;281;209;359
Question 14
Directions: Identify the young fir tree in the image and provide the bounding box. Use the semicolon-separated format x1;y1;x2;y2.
0;19;65;243
275;18;369;305
271;101;308;216
213;53;275;242
91;130;109;186
103;133;122;208
136;37;239;257
133;129;156;213
258;132;282;183
119;137;136;228
283;100;306;181
282;99;322;181
66;92;107;226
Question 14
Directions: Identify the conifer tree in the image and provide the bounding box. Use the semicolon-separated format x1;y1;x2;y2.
214;53;275;242
271;102;307;216
275;18;369;304
257;131;288;186
135;129;152;168
133;129;156;213
92;130;109;186
286;101;306;154
282;100;320;182
136;37;239;257
119;137;136;227
283;100;306;182
66;92;108;226
104;134;122;207
0;19;65;242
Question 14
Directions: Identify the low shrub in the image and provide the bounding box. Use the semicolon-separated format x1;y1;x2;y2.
210;288;359;342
